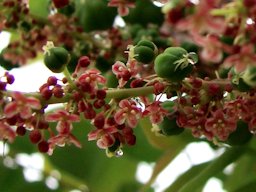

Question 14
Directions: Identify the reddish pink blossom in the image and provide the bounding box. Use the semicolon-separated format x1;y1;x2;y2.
76;69;106;94
4;92;41;119
177;106;206;128
46;109;80;134
223;44;256;72
48;133;81;149
0;121;16;142
114;99;142;128
176;0;225;34
224;99;250;120
193;34;230;63
46;110;81;152
143;101;168;124
205;109;237;141
112;60;139;87
88;126;117;149
108;0;135;16
112;61;132;87
78;69;106;85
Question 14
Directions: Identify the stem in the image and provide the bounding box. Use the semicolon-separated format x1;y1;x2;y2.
106;86;154;99
178;146;246;192
63;67;76;90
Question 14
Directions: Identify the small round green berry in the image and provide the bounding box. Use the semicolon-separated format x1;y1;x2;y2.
164;47;188;58
226;120;252;146
134;46;155;63
159;117;184;136
44;46;70;73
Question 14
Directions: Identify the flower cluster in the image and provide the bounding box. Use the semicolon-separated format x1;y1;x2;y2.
2;0;256;157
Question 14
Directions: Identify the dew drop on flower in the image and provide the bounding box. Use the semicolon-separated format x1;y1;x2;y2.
115;149;123;157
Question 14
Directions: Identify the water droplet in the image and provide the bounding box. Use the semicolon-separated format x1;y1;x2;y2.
188;52;198;64
115;149;123;157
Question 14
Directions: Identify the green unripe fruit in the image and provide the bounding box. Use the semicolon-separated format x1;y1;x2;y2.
154;53;193;82
75;0;116;32
159;117;184;136
164;47;188;58
137;40;156;51
44;47;70;73
227;120;252;146
123;0;164;26
134;46;155;63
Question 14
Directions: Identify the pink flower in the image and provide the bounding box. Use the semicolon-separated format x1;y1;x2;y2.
4;92;41;119
114;99;142;128
88;126;117;149
46;109;80;134
205;109;237;141
0;121;16;143
46;110;81;152
176;0;226;35
224;99;250;120
48;133;81;149
112;60;139;87
108;0;135;16
193;34;229;63
223;44;256;72
143;101;168;124
76;69;106;94
112;61;132;87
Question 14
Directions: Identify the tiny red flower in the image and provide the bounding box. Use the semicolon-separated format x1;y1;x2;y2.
223;44;256;73
0;121;16;142
114;99;142;128
46;109;80;134
4;92;41;119
88;126;117;149
143;101;168;124
205;109;237;141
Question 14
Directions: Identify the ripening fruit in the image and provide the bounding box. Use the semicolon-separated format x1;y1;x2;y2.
29;130;42;144
38;140;49;153
154;53;193;82
134;40;158;63
136;40;156;50
164;47;188;58
134;46;155;63
123;0;164;26
159;117;184;136
76;0;116;32
44;47;70;73
226;120;252;146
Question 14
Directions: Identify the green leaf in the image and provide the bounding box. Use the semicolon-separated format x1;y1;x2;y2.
231;180;256;192
165;162;210;192
124;123;162;162
0;162;54;192
178;146;247;192
48;119;139;192
141;149;187;192
223;154;256;191
29;0;49;19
